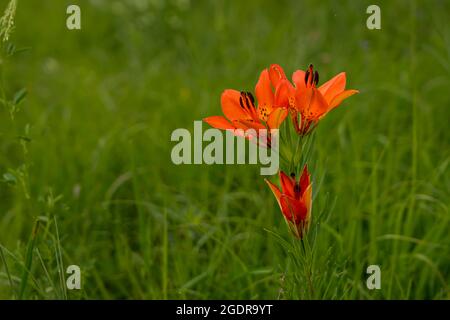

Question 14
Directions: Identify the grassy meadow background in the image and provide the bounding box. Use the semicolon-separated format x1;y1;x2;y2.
0;0;449;299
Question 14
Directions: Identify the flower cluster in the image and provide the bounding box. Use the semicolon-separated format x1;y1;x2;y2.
204;64;358;238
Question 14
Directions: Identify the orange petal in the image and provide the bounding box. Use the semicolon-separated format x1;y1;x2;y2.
297;87;329;120
234;119;265;142
226;121;247;138
265;178;282;210
255;69;274;114
221;89;249;121
301;184;312;224
279;171;295;198
288;108;301;133
203;116;235;130
266;107;288;129
299;164;310;196
280;195;308;223
274;79;295;108
292;69;307;92
328;89;359;110
269;64;287;89
318;72;346;104
237;119;267;131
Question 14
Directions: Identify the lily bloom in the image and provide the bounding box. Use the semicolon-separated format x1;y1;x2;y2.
265;165;312;238
203;68;288;146
275;64;359;135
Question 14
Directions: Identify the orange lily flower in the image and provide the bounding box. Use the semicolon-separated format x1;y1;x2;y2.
203;68;288;146
275;64;359;135
265;165;312;238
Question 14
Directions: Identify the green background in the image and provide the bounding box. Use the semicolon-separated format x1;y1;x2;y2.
0;0;449;299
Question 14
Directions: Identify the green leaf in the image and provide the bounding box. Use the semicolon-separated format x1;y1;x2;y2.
6;42;16;56
3;172;17;185
17;135;31;142
13;88;27;105
12;46;31;55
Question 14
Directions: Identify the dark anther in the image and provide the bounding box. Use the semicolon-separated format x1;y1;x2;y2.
243;93;252;110
314;71;319;86
304;70;310;85
239;96;245;109
247;92;255;105
290;173;296;178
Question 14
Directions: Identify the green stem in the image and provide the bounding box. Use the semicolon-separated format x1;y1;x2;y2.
300;239;314;299
18;219;40;299
0;244;15;297
289;134;302;173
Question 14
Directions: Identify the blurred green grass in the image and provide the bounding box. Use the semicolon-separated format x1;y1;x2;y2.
0;0;449;299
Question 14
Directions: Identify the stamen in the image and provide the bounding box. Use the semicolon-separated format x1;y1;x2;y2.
247;92;255;105
243;92;252;110
290;173;296;179
314;71;319;86
305;64;315;86
239;95;245;109
240;91;251;112
308;65;314;86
